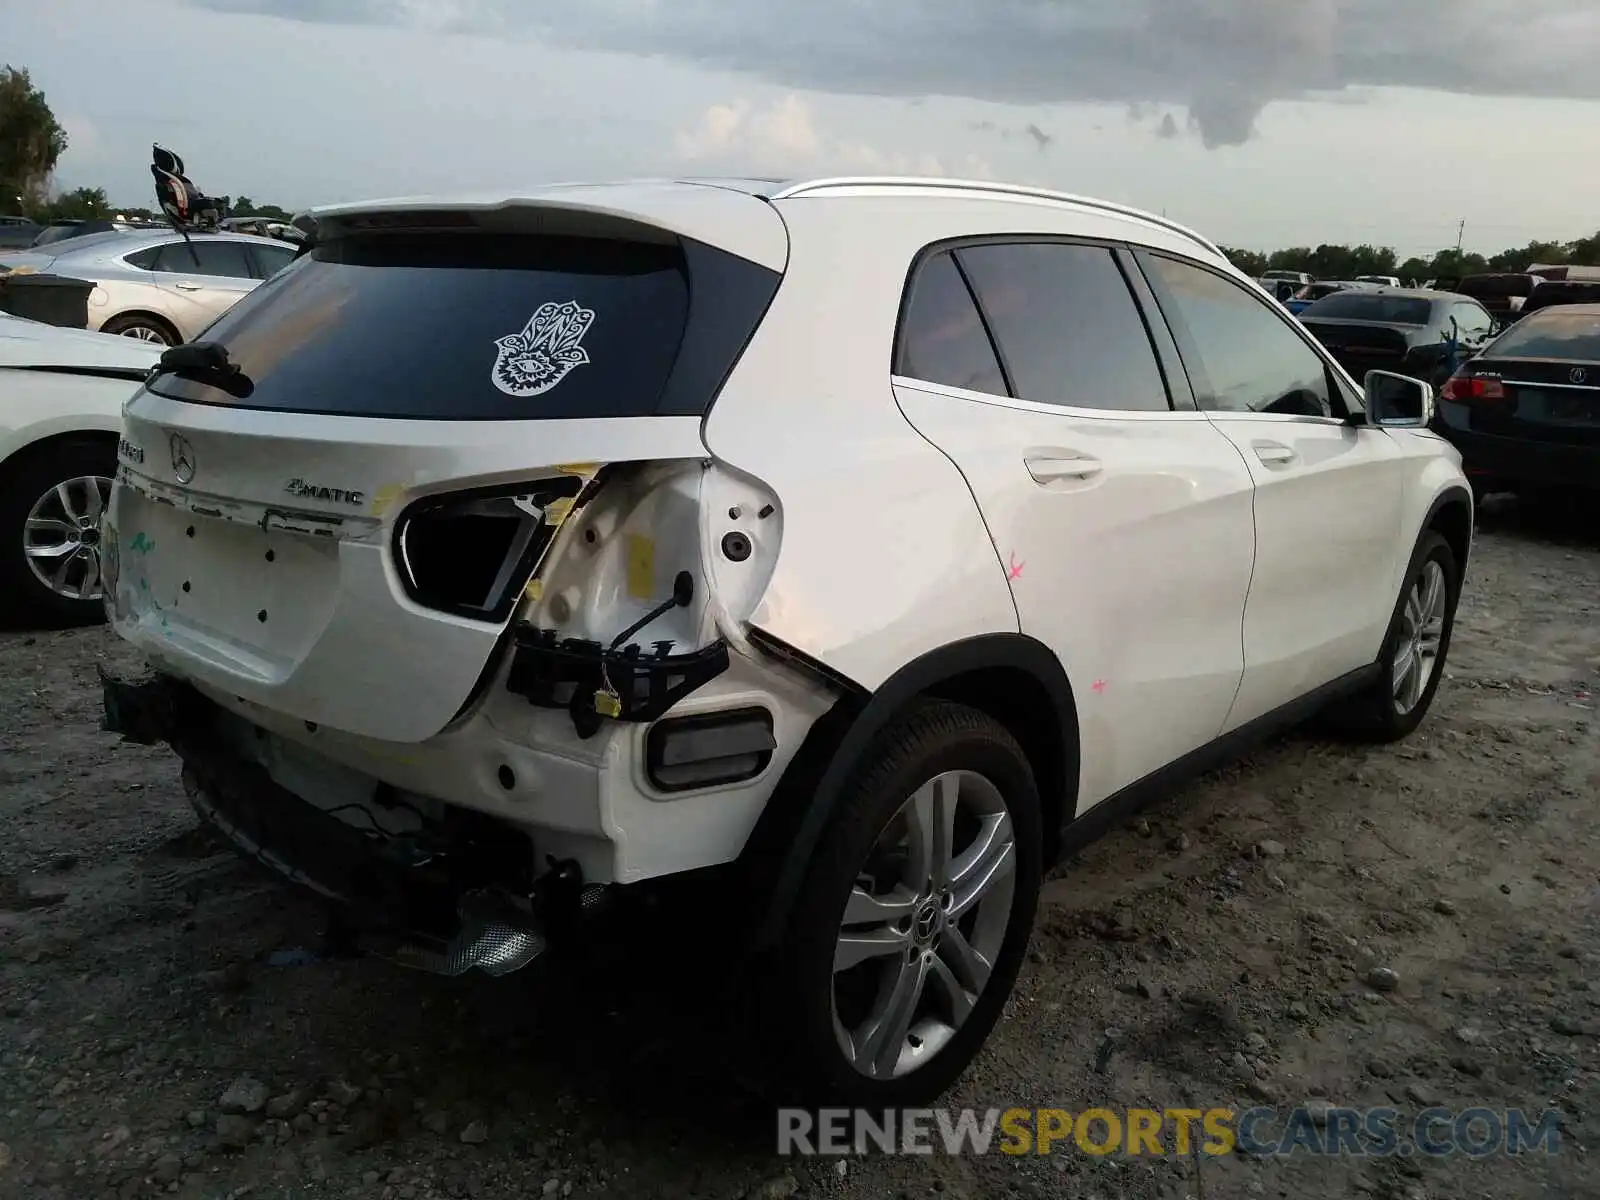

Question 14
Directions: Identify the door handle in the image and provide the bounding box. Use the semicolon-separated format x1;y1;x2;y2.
173;281;202;291
1025;455;1102;483
1252;441;1297;467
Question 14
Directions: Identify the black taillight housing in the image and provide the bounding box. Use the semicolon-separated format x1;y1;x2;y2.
645;707;776;793
392;478;582;623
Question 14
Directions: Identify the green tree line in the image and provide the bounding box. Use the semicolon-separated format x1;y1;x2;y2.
1219;236;1600;286
1;64;291;224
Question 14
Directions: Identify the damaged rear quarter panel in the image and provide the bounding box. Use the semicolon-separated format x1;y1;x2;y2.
700;197;1020;690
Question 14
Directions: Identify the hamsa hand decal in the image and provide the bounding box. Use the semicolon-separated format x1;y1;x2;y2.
491;301;597;398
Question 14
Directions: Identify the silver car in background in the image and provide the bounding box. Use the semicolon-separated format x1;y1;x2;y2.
0;230;297;345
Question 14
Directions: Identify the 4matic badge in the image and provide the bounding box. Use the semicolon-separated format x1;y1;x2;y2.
285;478;366;506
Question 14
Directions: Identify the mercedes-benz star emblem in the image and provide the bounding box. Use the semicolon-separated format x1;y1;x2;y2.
169;433;196;485
1572;367;1588;385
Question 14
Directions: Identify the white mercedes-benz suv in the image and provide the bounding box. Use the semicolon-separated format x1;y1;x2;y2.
99;176;1471;1105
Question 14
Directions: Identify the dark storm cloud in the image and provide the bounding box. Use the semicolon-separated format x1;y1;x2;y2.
186;0;1600;148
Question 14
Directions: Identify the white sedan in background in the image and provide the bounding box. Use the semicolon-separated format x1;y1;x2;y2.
0;314;156;626
0;229;297;346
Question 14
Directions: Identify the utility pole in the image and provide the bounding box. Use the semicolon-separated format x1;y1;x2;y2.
1455;219;1465;257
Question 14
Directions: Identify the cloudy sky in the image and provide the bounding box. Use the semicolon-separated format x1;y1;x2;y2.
12;0;1600;256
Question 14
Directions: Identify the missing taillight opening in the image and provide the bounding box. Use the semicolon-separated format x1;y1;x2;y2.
1441;375;1506;404
393;479;582;623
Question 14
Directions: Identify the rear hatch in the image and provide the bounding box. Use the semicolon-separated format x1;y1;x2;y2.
1452;309;1600;446
1454;356;1600;446
106;187;787;743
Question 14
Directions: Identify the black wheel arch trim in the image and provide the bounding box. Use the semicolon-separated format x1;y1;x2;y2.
102;310;181;341
738;629;1079;951
0;428;119;480
1421;483;1474;575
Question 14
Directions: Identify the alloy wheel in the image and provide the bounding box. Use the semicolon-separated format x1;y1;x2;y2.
831;769;1018;1080
24;475;112;602
118;325;168;343
1392;559;1447;715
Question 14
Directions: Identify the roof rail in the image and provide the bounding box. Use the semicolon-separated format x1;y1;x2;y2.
768;176;1223;259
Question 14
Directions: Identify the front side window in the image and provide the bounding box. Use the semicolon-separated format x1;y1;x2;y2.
1144;254;1334;417
955;242;1170;412
895;251;1007;396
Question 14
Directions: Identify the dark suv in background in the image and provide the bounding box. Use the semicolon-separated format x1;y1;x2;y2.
1519;280;1600;318
1455;273;1542;327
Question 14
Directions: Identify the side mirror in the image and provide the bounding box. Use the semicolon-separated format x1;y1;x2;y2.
1365;371;1435;428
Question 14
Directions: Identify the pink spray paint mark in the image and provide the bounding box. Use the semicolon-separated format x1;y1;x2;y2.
1007;552;1025;581
1091;679;1107;693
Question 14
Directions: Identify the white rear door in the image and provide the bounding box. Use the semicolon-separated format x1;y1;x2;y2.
146;238;259;332
890;240;1257;810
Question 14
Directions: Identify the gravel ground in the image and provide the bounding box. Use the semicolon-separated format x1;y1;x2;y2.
2;497;1598;1200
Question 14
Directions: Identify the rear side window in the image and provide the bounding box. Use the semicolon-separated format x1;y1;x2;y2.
1485;309;1600;360
955;242;1170;412
144;241;255;278
895;251;1006;396
143;232;781;420
1143;254;1334;417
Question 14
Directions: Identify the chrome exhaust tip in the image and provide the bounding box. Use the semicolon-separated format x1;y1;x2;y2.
380;893;548;978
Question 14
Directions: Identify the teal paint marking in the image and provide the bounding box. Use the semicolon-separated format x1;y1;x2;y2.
127;532;156;555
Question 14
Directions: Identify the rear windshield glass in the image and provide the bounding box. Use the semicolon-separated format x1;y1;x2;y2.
1486;309;1600;361
1300;293;1433;324
143;231;780;420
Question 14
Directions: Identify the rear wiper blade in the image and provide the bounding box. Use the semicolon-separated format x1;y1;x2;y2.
154;340;254;398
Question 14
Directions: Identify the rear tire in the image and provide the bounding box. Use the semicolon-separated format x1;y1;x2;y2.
0;438;116;629
1325;531;1459;743
101;313;179;345
763;700;1042;1107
